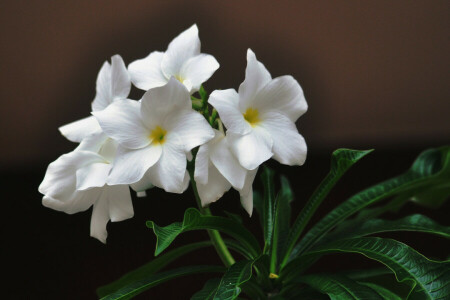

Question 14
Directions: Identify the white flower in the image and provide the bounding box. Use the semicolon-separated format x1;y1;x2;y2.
38;134;133;243
209;49;308;170
59;55;131;143
128;24;219;94
93;77;214;193
194;129;258;215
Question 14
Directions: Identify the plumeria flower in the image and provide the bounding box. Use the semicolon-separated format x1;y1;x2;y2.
209;49;308;170
194;129;258;216
93;77;214;193
128;24;219;94
38;134;133;243
59;55;131;143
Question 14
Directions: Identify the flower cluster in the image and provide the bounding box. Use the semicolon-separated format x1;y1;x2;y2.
39;25;308;243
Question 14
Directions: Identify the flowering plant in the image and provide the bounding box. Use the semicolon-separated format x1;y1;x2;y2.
40;25;450;299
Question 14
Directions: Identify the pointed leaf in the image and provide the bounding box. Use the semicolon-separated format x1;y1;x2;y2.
283;237;450;300
281;149;372;266
213;260;254;300
290;146;450;257
261;166;275;253
100;265;225;300
357;282;403;300
97;241;212;297
299;273;384;299
147;208;260;257
191;278;221;300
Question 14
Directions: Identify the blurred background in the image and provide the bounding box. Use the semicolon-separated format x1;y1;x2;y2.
1;1;448;299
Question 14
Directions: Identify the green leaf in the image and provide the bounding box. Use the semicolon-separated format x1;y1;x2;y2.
411;184;450;209
289;146;450;258
261;166;276;253
191;278;221;300
281;149;372;267
147;208;261;257
357;282;402;300
270;175;293;273
223;211;243;224
319;214;450;244
100;265;225;300
253;190;264;229
213;260;254;300
283;237;450;299
298;273;384;299
97;241;212;298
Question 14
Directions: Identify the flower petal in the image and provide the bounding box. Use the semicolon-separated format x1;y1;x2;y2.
197;163;231;207
110;54;131;101
260;112;307;166
128;51;168;91
210;132;247;190
254;75;307;122
144;137;187;193
93;99;150;150
42;190;96;215
227;128;273;170
39;150;104;199
90;189;110;243
76;162;111;191
161;24;200;78
59;116;102;143
76;131;108;152
140;77;191;129
209;89;251;135
239;168;258;216
238;49;272;111
107;185;134;222
179;54;219;92
107;144;162;185
92;61;112;112
194;142;210;185
164;109;214;152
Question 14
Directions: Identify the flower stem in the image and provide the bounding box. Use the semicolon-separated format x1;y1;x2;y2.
188;166;235;268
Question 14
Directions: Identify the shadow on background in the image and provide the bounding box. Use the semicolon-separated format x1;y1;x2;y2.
1;1;448;298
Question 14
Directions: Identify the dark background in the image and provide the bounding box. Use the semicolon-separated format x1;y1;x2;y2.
1;1;449;299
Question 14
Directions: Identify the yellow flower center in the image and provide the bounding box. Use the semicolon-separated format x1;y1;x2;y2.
174;74;184;83
149;126;167;144
243;107;260;127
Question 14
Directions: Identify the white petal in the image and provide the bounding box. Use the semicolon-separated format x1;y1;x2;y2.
144;138;187;193
42;190;95;215
107;185;134;222
239;168;258;217
179;54;219;92
209;89;251;135
140;77;191;128
260;112;307;166
164;109;214;152
110;54;131;101
182;170;190;192
39;150;104;199
197;163;231;207
227;128;273;170
107;144;162;185
194;142;210;185
130;177;154;192
161;24;200;78
93;99;150;150
238;49;272;111
90;189;110;243
59;116;102;143
76;162;111;190
76;131;108;152
92;61;112;112
254;75;307;122
128;51;168;91
210;132;247;190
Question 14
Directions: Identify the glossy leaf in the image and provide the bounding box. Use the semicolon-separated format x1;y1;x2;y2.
100;265;225;300
290;146;450;258
147;208;261;257
319;214;450;245
281;149;372;266
261;166;275;253
191;278;221;300
283;237;450;300
213;260;254;300
97;241;212;298
358;282;402;300
270;175;293;273
299;273;384;299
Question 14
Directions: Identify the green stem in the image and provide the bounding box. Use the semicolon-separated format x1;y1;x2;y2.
188;166;235;268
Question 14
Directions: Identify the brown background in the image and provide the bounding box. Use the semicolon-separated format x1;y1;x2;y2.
1;1;449;299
